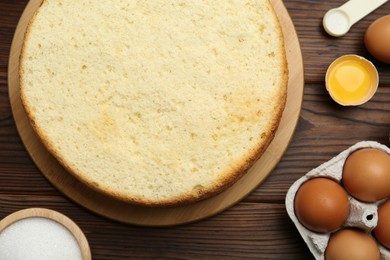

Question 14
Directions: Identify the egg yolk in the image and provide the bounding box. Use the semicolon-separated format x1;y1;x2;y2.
326;56;377;105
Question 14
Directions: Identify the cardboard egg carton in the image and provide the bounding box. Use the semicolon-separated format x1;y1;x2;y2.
286;141;390;260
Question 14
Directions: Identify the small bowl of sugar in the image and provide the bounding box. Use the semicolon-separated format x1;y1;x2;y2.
0;208;91;260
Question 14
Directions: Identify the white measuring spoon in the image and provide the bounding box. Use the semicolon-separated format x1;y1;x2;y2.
323;0;389;37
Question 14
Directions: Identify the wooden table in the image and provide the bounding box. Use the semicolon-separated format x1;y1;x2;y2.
1;0;389;259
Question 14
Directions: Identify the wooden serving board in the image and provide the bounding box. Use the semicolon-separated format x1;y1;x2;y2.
8;0;304;226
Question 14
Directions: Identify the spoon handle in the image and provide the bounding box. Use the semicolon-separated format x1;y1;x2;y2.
339;0;388;26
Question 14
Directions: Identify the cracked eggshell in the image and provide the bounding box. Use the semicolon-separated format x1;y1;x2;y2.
285;141;390;260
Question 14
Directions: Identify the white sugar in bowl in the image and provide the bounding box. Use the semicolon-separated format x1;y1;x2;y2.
0;208;91;260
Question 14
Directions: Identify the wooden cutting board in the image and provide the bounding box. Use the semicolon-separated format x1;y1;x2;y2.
8;0;304;226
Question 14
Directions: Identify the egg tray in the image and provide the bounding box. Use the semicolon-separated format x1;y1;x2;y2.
286;141;390;260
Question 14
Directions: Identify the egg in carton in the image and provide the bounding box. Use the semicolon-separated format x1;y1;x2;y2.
285;141;390;260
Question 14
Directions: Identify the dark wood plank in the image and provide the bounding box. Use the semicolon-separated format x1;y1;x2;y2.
284;0;390;84
0;196;312;260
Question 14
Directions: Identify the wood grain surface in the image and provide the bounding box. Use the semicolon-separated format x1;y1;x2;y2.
1;0;390;259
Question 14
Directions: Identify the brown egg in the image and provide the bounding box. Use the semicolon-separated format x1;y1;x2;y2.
294;177;350;233
374;199;390;249
325;228;380;260
365;15;390;64
342;148;390;202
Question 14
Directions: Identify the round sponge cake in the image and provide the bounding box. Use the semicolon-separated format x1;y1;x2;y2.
20;0;288;206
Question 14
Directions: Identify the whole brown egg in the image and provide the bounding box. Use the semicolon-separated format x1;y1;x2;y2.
325;228;380;260
374;199;390;249
365;15;390;64
294;177;350;233
342;148;390;202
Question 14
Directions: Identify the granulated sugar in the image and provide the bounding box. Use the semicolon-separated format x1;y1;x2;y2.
324;10;349;36
0;217;82;260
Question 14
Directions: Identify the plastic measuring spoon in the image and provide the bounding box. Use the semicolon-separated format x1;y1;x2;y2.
323;0;389;37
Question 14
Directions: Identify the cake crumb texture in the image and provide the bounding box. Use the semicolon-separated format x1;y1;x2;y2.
21;0;288;206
